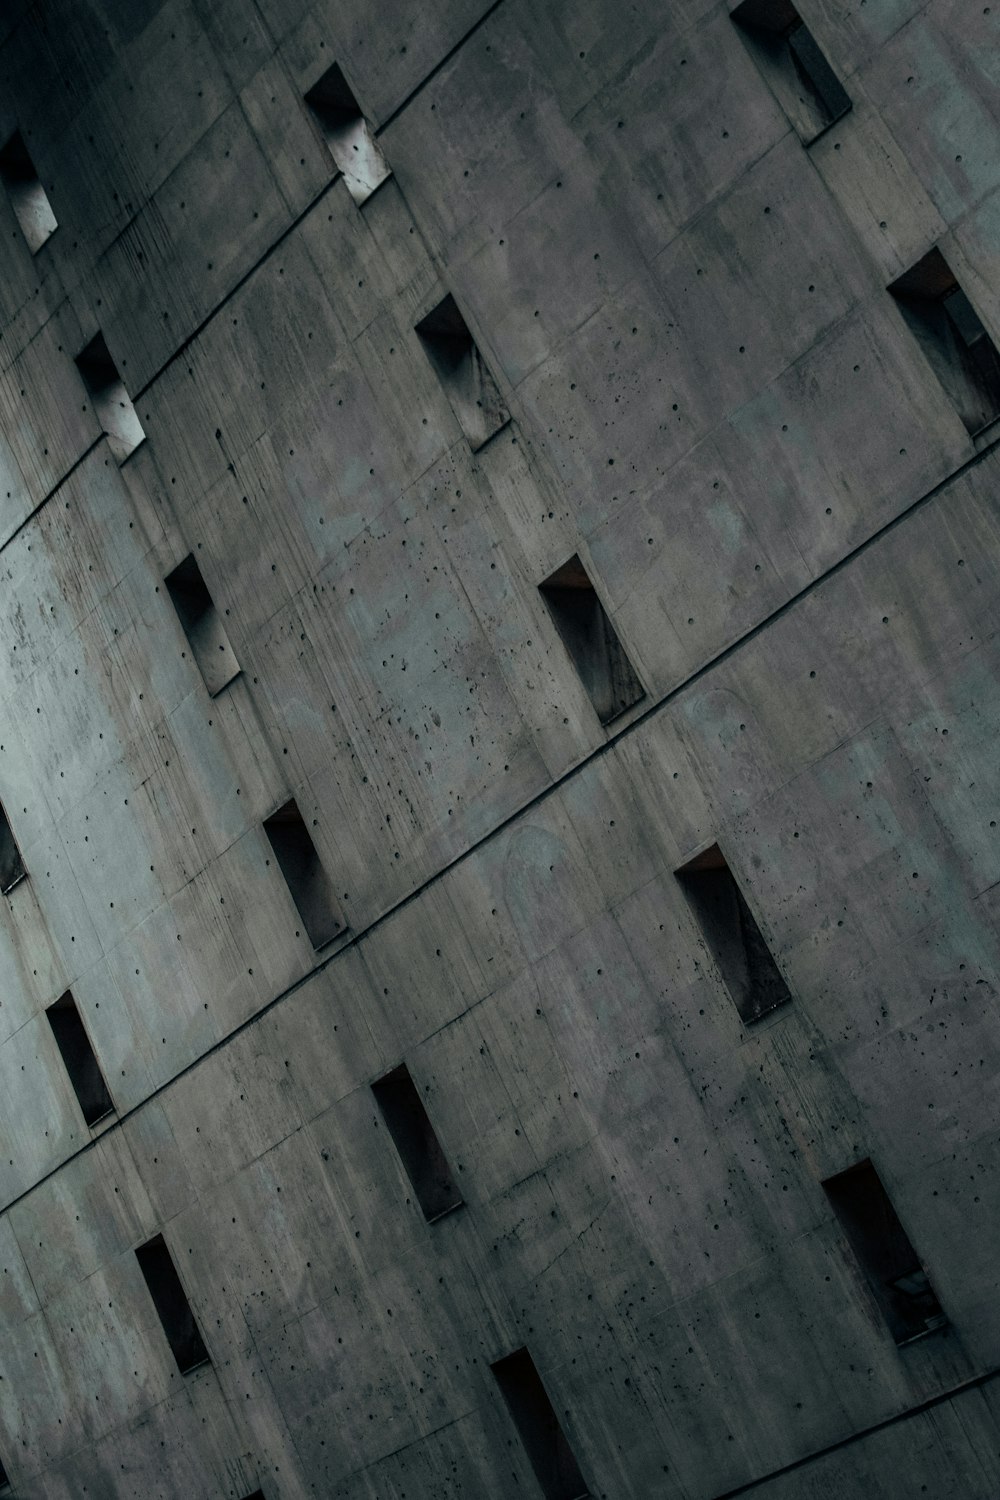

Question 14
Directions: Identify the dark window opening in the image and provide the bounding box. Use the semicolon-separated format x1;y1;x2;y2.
263;798;346;949
0;801;26;895
415;293;510;450
371;1063;463;1222
889;247;1000;436
0;130;57;252
45;991;115;1127
731;0;850;142
677;843;790;1023
0;1449;9;1490
75;332;145;463
135;1234;210;1374
491;1348;591;1500
304;61;391;205
823;1160;947;1345
240;1492;266;1499
539;555;644;726
164;554;240;697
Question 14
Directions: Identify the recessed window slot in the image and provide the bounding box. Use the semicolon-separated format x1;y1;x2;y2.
135;1234;210;1374
539;555;644;726
371;1062;463;1222
263;798;346;949
164;553;240;696
0;801;26;895
74;332;145;463
304;61;391;205
823;1160;947;1345
0;130;57;252
676;843;791;1023
45;991;115;1127
491;1347;591;1500
731;0;851;143
888;247;1000;436
415;293;510;450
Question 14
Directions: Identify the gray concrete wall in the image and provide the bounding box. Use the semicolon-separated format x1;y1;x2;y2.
0;0;997;1494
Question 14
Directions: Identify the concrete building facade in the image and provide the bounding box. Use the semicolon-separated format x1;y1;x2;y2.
0;0;997;1494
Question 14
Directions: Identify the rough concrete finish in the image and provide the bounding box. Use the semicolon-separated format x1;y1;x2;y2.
0;0;997;1494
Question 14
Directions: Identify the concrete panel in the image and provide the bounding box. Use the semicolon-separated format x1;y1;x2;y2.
861;4;1000;224
88;100;296;390
0;1;999;1496
573;6;790;264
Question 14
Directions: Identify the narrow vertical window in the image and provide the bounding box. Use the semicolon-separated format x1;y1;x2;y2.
888;248;1000;437
491;1348;591;1500
45;991;114;1127
539;555;644;726
0;801;26;895
823;1160;947;1345
415;293;510;450
164;554;240;696
304;61;391;205
731;0;851;143
135;1234;210;1374
0;130;57;252
263;798;346;949
676;843;790;1023
371;1063;463;1222
74;333;145;463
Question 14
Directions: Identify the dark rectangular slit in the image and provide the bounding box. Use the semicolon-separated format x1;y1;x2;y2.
304;61;391;205
164;554;240;696
75;332;145;463
0;1449;9;1490
263;798;346;949
676;843;790;1023
415;293;509;450
0;801;26;895
371;1062;463;1222
491;1347;591;1500
539;555;644;726
0;129;57;252
731;0;850;142
45;991;115;1127
888;247;1000;436
823;1160;947;1345
135;1234;210;1374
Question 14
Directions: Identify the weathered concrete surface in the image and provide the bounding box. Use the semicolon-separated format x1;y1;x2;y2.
0;0;997;1494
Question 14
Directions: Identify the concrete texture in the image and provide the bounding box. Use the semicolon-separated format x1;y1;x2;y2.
0;0;997;1494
